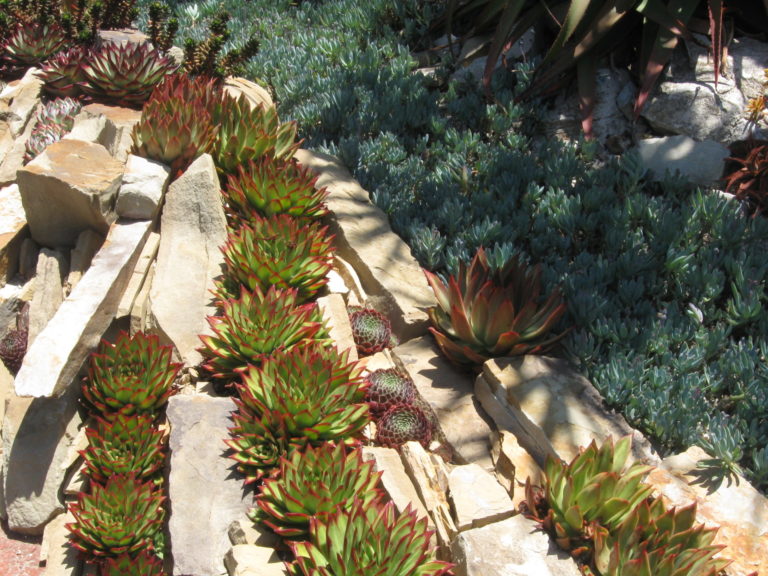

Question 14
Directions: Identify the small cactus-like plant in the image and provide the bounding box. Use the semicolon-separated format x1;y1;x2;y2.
181;10;259;79
252;443;383;539
82;331;181;418
364;368;416;415
348;306;396;356
375;404;432;449
79;41;178;107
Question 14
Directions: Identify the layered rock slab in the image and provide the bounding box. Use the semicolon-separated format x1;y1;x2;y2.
149;153;226;367
295;149;434;342
166;395;251;576
14;219;152;397
0;184;26;286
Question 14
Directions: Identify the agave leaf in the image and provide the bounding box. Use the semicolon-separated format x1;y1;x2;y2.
611;435;633;473
542;0;593;66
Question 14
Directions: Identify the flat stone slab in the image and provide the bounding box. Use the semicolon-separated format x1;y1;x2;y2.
448;463;514;531
393;336;494;470
0;184;26;286
635;136;730;188
478;356;658;467
646;446;768;576
450;514;581;576
14;219;152;397
167;395;252;576
295;149;434;342
362;446;430;521
115;154;170;220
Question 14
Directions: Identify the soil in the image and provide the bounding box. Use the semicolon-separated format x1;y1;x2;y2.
0;519;44;576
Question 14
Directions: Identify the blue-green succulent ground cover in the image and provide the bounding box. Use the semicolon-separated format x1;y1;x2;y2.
137;0;768;492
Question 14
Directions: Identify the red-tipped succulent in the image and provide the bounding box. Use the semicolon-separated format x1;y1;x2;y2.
375;404;432;449
348;306;396;356
364;368;416;415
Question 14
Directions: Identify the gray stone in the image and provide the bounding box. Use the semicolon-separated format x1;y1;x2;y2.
646;446;768;576
149;153;226;367
316;293;358;362
635;136;729;187
1;68;44;137
116;155;170;220
65;229;105;297
41;510;80;575
450;514;582;576
167;395;252;576
295;149;435;341
227;514;279;548
116;231;159;319
224;544;287;576
28;248;68;345
14;219;152;397
0;183;26;286
731;37;768;103
2;383;82;534
490;429;543;509
96;28;150;49
448;463;514;531
18;237;39;280
393;336;495;469
478;356;658;467
17;139;124;248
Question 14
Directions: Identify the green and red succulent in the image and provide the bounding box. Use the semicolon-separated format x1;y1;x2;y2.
365;368;416;415
99;549;165;576
200;284;328;382
424;247;568;370
375;404;432;449
39;45;89;98
0;326;27;374
82;331;181;418
290;500;453;576
348;306;397;356
2;22;69;75
252;443;383;539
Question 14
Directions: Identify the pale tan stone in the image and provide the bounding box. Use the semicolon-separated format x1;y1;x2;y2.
224;544;287;576
0;184;26;286
130;261;155;335
28;248;68;345
295;149;434;341
646;446;768;576
316;293;358;362
223;77;274;111
116;231;159;319
490;429;544;509
41;510;80;575
64;230;104;296
448;463;514;531
227;514;280;548
362;446;430;520
1;68;44;137
0;109;37;187
333;255;367;305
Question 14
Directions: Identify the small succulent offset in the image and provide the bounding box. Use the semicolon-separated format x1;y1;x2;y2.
82;331;181;418
24;96;82;163
0;302;28;374
424;247;569;370
200;284;327;382
252;443;383;539
67;473;165;560
79;41;178;108
99;549;165;576
348;306;397;356
375;404;432;449
290;500;453;576
227;340;369;482
224;156;329;222
81;412;166;485
131;73;220;176
218;214;334;303
364;368;416;415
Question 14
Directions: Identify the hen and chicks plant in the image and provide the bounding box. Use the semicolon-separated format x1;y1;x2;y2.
348;306;397;356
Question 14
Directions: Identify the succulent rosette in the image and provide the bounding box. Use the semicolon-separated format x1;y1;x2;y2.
0;327;27;374
217;214;334;303
424;247;569;370
81;411;166;484
82;331;181;418
2;23;69;74
39;46;89;97
290;500;453;576
67;473;165;559
224;156;329;222
375;404;432;449
131;73;220;175
211;91;300;175
227;340;369;482
252;443;383;539
99;549;165;576
79;41;178;107
348;306;396;355
364;368;416;415
200;284;328;381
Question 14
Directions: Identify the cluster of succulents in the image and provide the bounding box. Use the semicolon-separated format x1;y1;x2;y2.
348;306;397;356
39;46;89;97
2;22;69;75
69;330;178;571
24;96;82;163
523;436;730;575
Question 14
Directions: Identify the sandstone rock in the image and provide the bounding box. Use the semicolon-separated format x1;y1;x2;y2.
295;149;434;341
115;155;170;219
96;28;150;49
66;103;143;162
18;139;123;248
393;336;494;469
18;237;38;280
0;183;26;286
224;544;287;576
316;293;358;362
450;514;582;576
65;229;104;296
149;153;226;367
490;429;543;509
130;261;155;335
333;255;367;305
362;446;430;521
0;107;37;187
478;356;658;466
28;248;68;345
167;395;252;576
448;463;514;531
14;219;152;397
41;510;80;575
227;514;279;548
116;231;159;319
2;384;82;534
1;68;44;137
635;136;730;187
646;446;768;576
223;77;275;110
